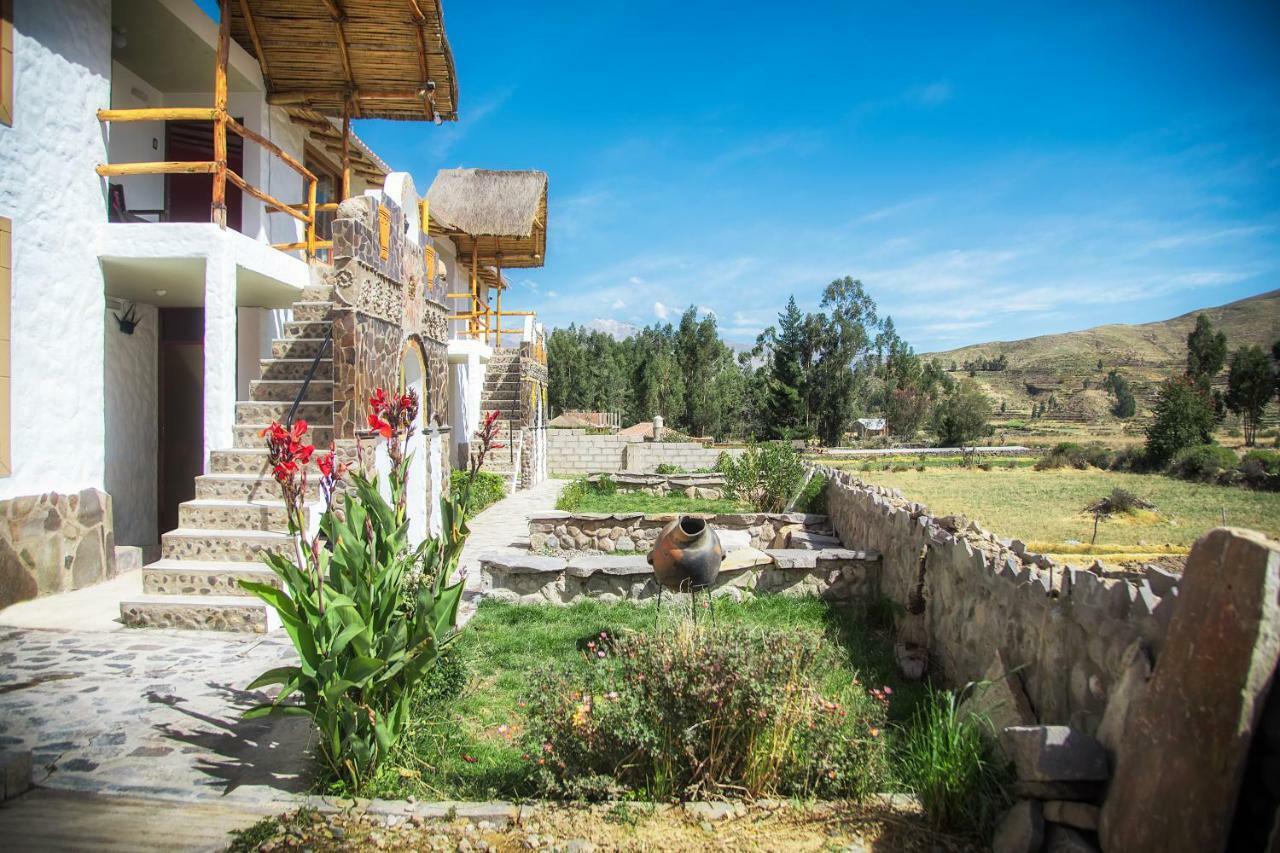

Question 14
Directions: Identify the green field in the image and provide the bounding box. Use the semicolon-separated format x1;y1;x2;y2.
847;464;1280;558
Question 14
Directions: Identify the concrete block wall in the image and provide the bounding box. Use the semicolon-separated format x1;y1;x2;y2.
624;442;726;472
546;429;642;474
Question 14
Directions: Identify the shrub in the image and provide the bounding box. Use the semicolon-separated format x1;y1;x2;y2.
1035;441;1113;471
524;623;889;801
896;687;1011;836
1107;445;1149;472
557;475;617;511
717;442;805;513
654;463;685;475
929;379;992;447
1170;443;1238;482
1242;449;1280;476
451;469;506;519
793;471;829;514
1145;376;1215;466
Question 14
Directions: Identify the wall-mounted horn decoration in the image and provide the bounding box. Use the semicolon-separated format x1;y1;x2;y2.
114;302;142;335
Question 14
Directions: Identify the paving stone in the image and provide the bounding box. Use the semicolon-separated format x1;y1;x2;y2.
992;800;1044;853
1000;726;1109;783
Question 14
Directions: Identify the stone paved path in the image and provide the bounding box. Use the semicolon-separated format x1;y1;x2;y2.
0;477;567;846
457;477;566;624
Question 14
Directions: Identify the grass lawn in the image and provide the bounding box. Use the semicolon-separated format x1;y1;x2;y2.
366;598;930;803
850;465;1280;558
557;489;749;514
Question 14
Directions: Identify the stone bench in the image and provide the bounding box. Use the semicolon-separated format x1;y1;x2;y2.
480;547;882;606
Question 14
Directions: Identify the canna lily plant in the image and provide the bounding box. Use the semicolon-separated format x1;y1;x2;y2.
240;390;503;791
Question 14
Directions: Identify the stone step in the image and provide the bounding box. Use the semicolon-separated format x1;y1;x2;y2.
195;472;320;501
291;301;334;322
208;448;271;475
161;527;295;563
235;423;335;448
142;558;281;597
272;337;329;359
282;320;333;339
235;400;333;425
179;498;293;531
119;594;272;633
301;283;334;302
249;378;333;402
258;357;333;382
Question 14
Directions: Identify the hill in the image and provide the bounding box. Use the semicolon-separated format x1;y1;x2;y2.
923;289;1280;422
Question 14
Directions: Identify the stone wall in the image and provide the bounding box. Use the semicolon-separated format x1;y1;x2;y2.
547;429;740;475
482;548;880;606
819;467;1176;734
596;472;726;499
0;489;117;610
530;511;834;554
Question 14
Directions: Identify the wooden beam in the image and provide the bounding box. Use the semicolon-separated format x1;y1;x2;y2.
211;0;230;228
236;0;269;79
225;116;317;182
96;161;217;176
267;88;424;105
273;240;333;252
225;170;308;223
97;107;218;122
306;177;317;259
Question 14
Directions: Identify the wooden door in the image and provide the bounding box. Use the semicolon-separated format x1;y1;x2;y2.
158;308;204;534
166;120;243;230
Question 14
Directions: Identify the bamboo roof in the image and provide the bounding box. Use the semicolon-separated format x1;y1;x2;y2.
426;169;547;268
228;0;459;122
285;107;389;179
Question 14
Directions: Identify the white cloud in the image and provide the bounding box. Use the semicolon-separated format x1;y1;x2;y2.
611;298;626;309
698;305;716;317
588;318;639;340
628;276;644;285
905;81;953;107
653;301;670;320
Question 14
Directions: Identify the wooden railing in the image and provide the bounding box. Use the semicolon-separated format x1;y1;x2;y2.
449;301;536;347
95;107;320;259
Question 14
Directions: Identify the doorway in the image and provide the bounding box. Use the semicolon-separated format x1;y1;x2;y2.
158;308;204;534
166;120;243;230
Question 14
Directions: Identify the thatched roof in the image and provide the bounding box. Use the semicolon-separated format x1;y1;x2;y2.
426;169;547;268
285;108;390;179
229;0;458;122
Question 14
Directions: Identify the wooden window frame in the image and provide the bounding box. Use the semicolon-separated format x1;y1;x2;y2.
1;0;13;127
0;216;11;477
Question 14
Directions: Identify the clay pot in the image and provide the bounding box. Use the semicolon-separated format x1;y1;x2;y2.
647;515;723;592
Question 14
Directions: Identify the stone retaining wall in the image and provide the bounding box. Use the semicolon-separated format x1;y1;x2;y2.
818;466;1178;734
529;511;833;554
481;548;881;605
591;472;726;499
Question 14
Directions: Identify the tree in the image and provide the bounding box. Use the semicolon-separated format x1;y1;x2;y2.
929;379;991;447
1226;345;1273;446
886;387;931;438
759;297;809;438
1186;314;1227;382
1145;376;1215;465
1102;370;1137;418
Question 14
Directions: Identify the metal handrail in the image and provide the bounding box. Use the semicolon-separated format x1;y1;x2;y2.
285;327;333;428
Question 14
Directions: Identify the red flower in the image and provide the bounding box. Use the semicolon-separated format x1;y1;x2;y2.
368;413;393;438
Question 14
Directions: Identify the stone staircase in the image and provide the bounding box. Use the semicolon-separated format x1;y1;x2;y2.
119;283;338;632
476;348;523;485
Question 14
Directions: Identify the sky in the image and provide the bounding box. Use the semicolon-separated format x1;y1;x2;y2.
205;1;1280;353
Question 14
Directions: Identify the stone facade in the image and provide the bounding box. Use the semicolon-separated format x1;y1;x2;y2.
0;489;117;610
529;511;833;554
481;548;881;606
819;466;1177;734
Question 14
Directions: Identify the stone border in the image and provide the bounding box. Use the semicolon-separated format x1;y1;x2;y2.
529;511;834;554
481;547;881;605
588;471;726;500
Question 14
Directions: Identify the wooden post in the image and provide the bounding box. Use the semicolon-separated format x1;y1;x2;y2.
211;0;231;228
469;250;478;338
495;259;502;348
340;99;351;201
306;176;317;259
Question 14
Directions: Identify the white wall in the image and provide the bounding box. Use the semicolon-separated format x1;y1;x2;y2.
104;298;157;546
0;0;112;500
107;61;164;214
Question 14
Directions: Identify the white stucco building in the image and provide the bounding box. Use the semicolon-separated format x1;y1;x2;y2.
0;0;461;614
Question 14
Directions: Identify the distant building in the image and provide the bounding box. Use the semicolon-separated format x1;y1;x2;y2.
854;418;887;438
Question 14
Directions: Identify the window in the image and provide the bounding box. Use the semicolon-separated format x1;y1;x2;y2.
1;0;12;126
0;217;11;476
